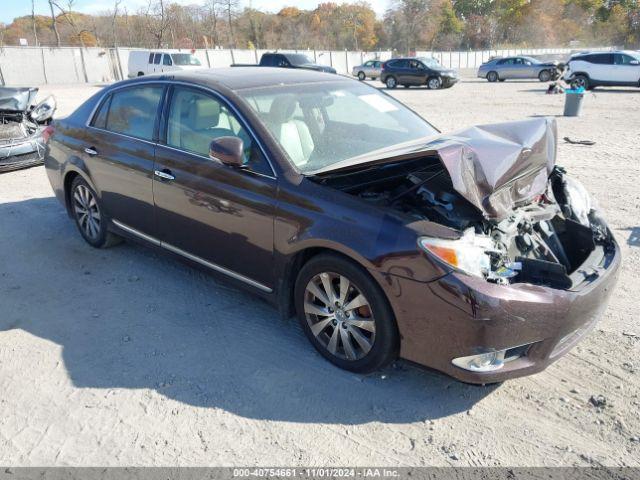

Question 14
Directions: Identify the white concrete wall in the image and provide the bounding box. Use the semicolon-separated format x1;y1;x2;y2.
0;46;614;86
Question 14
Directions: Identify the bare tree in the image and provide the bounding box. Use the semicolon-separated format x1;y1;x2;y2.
144;0;172;48
51;0;86;47
112;0;122;47
31;0;39;46
48;0;61;46
222;0;239;48
123;6;133;47
205;0;221;47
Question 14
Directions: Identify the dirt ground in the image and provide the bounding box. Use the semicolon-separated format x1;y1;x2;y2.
1;74;639;467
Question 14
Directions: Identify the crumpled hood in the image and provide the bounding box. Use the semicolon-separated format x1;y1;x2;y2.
431;117;557;220
0;87;38;112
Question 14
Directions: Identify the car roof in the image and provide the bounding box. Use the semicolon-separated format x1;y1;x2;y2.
126;67;349;91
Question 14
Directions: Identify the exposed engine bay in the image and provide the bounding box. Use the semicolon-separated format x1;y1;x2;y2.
314;153;615;291
0;87;56;173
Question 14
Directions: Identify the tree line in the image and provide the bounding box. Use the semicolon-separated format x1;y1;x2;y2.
1;0;638;52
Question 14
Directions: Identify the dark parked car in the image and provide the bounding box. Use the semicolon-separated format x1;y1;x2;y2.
44;68;620;384
380;57;458;89
233;52;337;74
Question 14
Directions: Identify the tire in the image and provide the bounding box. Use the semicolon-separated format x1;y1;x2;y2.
70;176;122;249
427;76;442;89
294;254;399;373
357;71;365;81
538;70;552;82
403;84;411;88
137;71;144;77
498;79;506;82
487;71;499;83
571;74;589;90
385;76;397;89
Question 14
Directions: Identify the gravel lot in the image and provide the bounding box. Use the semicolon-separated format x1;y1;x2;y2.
1;74;639;467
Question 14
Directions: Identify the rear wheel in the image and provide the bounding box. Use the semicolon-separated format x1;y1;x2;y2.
357;71;365;81
295;254;398;373
487;71;499;83
137;71;144;77
538;70;552;82
403;84;411;88
385;76;397;89
70;177;121;249
427;76;442;89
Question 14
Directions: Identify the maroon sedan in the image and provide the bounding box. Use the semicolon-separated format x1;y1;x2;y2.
44;68;620;384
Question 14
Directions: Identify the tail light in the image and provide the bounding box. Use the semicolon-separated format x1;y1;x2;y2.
381;62;386;71
42;125;55;143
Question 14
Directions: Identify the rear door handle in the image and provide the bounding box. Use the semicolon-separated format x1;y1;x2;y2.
84;147;98;156
154;169;175;181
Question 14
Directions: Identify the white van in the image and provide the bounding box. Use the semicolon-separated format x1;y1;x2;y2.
128;50;204;78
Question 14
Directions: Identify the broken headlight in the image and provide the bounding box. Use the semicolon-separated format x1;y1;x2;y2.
418;229;496;278
30;95;57;123
564;176;596;227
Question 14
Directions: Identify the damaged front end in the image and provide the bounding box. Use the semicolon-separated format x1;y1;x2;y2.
0;87;56;173
314;117;616;292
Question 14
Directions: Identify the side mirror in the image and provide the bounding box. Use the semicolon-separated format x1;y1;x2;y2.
209;136;245;168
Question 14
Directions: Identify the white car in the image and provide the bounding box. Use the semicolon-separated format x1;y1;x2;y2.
128;50;204;78
564;50;640;89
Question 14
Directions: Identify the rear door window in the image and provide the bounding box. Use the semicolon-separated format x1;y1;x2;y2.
154;53;162;65
163;54;172;66
93;85;164;141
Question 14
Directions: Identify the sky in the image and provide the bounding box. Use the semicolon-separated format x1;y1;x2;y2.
1;0;389;24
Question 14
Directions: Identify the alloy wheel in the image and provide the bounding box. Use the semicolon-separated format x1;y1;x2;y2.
386;77;397;89
428;77;442;89
73;184;101;241
303;272;376;361
539;70;551;82
572;76;588;89
487;71;498;82
358;71;365;81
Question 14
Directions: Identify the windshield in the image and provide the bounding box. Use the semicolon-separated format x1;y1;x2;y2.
418;57;442;68
171;53;201;66
238;81;438;174
286;54;314;65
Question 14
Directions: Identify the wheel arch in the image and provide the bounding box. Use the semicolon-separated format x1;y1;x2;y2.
62;167;97;217
277;245;387;322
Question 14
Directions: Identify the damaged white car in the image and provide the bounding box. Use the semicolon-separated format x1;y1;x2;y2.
0;87;56;173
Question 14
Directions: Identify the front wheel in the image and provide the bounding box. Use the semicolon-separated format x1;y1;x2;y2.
70;177;121;249
538;70;552;82
427;76;442;89
487;71;499;82
357;71;365;81
385;76;397;89
571;74;589;90
295;254;399;373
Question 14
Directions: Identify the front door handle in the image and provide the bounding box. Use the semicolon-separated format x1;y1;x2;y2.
154;169;175;181
84;147;98;156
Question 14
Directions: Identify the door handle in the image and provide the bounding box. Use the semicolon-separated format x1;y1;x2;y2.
154;169;175;181
84;147;98;156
